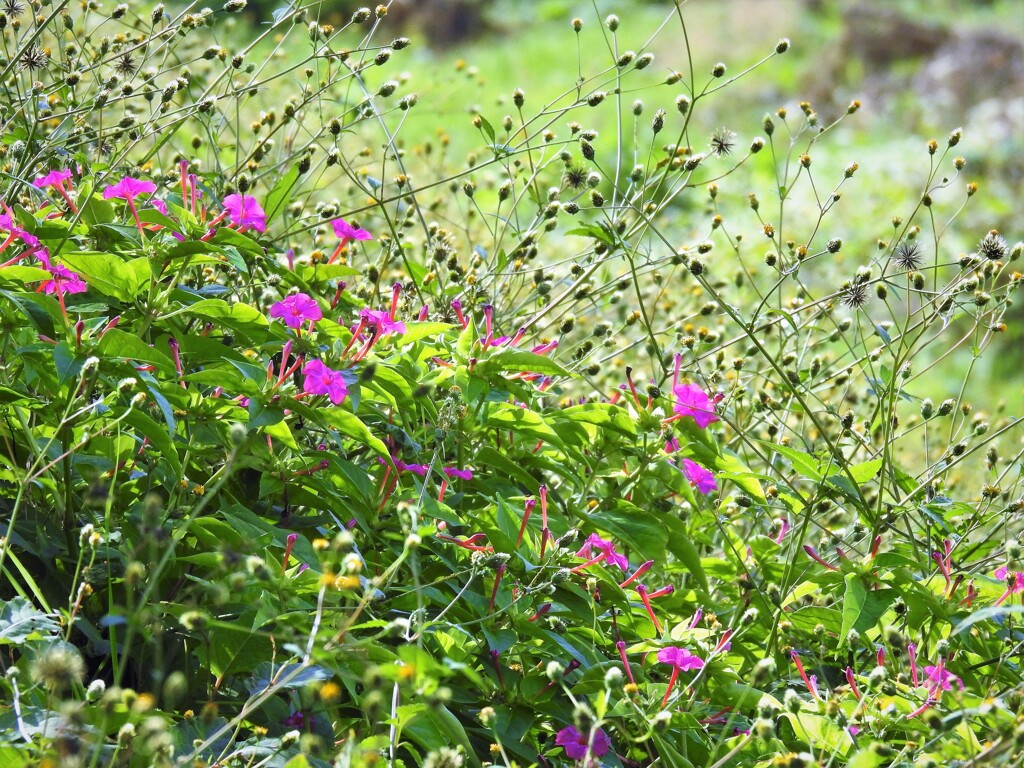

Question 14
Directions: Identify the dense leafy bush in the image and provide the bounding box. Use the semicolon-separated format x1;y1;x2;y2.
0;2;1022;767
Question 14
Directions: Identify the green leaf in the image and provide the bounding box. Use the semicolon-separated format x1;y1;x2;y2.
0;265;50;283
951;604;1024;635
399;321;455;344
170;298;269;334
662;516;709;597
58;252;148;301
99;329;173;371
321;408;391;462
846;458;884;484
555;402;636;438
0;598;60;645
588;502;668;563
485;404;563;449
264;164;301;224
476;114;496;143
118;407;182;479
293;263;361;284
482;348;572;378
768;443;822;480
839;574;897;644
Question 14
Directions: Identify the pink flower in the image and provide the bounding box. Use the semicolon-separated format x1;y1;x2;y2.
39;262;88;295
222;194;267;233
151;199;169;215
657;646;705;671
681;458;717;494
994;565;1024;605
442;467;473;480
574;533;629;571
391;460;425;475
554;725;611;761
672;383;719;428
658;646;704;708
34;169;73;189
331;218;372;241
270;293;323;329
0;212;39;248
664;436;681;453
301;359;348;405
359;308;406;336
922;665;957;692
102;176;156;202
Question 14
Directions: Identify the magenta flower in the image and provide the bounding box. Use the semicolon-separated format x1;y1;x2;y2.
151;199;169;215
39;262;88;296
574;533;629;571
994;565;1024;605
222;193;267;233
658;646;705;671
672;383;719;428
359;308;406;336
681;458;717;494
442;467;473;480
103;176;156;202
328;218;373;264
0;212;39;250
658;646;704;708
270;293;323;329
922;665;957;692
394;460;429;476
332;218;373;242
554;725;611;761
301;359;348;405
34;169;73;189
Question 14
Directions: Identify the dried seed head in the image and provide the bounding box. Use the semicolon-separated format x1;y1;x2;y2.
977;230;1008;261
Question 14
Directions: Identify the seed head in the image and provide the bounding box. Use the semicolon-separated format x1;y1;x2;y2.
18;45;48;71
893;241;922;271
709;128;736;156
776;38;790;53
651;108;665;134
32;644;85;692
977;230;1008;261
840;282;868;309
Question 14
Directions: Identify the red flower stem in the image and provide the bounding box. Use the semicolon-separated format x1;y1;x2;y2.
845;667;861;701
488;564;506;612
56;186;79;214
790;652;820;700
527;603;551;622
624;366;642;408
570;553;607;573
539;485;549;559
438;478;448;503
126;198;144;238
637;585;663;634
515;499;535;548
328;238;351;265
616;641;635;685
282;534;297;573
619;560;654;589
660;667;679;709
340;318;367;361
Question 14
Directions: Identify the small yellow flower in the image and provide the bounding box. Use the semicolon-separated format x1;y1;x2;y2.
319;681;342;702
